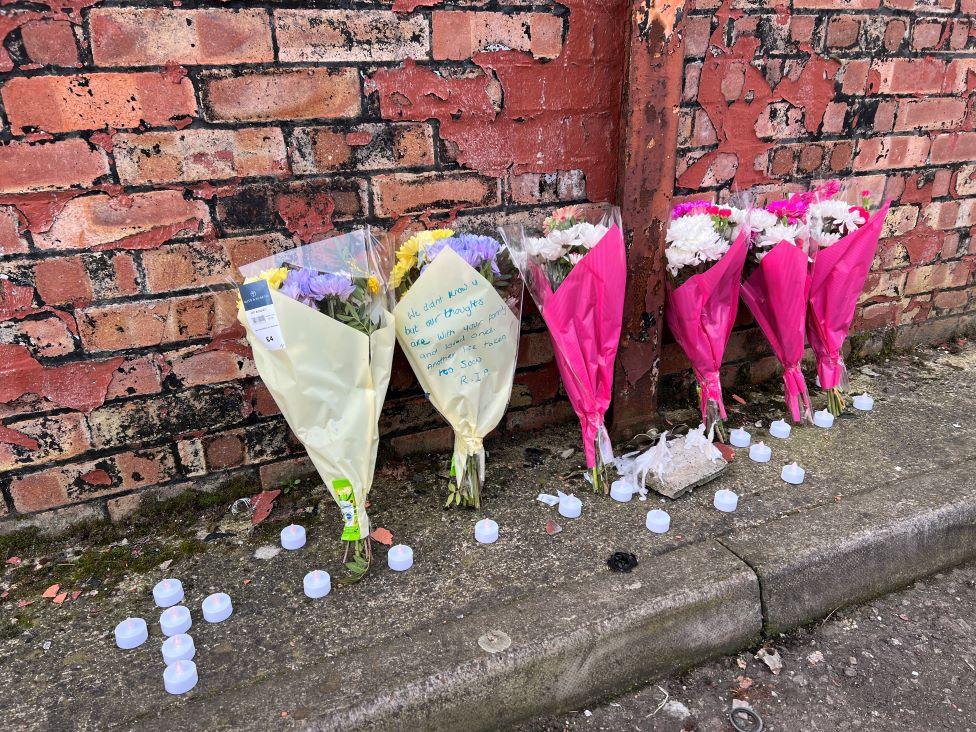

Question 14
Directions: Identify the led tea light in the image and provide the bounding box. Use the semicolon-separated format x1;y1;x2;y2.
161;634;195;665
713;489;739;513
201;593;232;623
152;578;184;608
853;393;874;411
388;544;413;572
749;441;771;463
558;493;582;519
769;419;791;439
159;606;192;637
474;519;499;544
729;428;751;448
813;410;834;429
114;617;148;650
645;509;670;534
609;480;634;503
781;462;806;485
280;524;306;551
163;660;198;695
303;570;331;599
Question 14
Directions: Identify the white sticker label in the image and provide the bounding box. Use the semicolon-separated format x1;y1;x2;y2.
240;280;286;351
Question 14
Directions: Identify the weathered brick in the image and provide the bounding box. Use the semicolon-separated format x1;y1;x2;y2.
77;293;231;352
905;260;975;295
874;58;946;94
911;21;945;50
167;346;255;388
220;233;295;278
0;207;27;256
89;8;273;66
259;456;314;489
289;123;435;174
1;73;196;135
202;69;360;123
0;412;91;473
372;171;501;217
105;356;163;400
682;16;713;58
106;482;188;522
114;128;289;185
934;289;969;311
34;257;93;304
956;164;976;196
215;179;366;235
507;170;585;205
8;446;177;512
853;136;930;171
793;0;879;8
883;19;907;51
0;316;76;358
894;99;966;132
32;190;211;252
0;138;109;194
274;9;429;63
827;16;861;48
944;59;976;93
432;11;564;60
930;132;976;164
20;20;80;67
142;240;232;294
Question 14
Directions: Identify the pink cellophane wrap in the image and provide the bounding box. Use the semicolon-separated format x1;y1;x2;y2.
741;240;813;424
665;231;748;424
807;201;891;390
541;224;627;467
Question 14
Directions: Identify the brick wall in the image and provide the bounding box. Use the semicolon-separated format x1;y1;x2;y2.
0;1;627;528
663;0;976;386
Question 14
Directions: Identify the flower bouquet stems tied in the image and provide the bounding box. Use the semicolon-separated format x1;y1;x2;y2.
740;191;815;425
805;184;891;416
664;201;749;443
390;229;522;509
502;204;626;496
237;229;395;581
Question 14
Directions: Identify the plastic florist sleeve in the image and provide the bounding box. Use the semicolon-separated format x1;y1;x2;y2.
501;204;626;496
805;182;891;416
237;229;395;578
664;202;749;442
389;229;522;509
740;192;814;425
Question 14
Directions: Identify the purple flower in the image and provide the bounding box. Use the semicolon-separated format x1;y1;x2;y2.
422;234;501;275
281;269;355;305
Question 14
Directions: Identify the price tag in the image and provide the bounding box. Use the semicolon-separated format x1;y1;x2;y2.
240;280;286;351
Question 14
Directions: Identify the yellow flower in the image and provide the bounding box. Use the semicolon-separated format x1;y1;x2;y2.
391;229;453;289
258;266;289;290
366;276;380;294
389;258;414;289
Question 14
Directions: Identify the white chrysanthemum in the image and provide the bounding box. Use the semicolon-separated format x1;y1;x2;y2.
809;199;865;236
730;207;777;241
665;213;725;276
567;252;585;266
757;222;802;249
814;231;842;248
545;222;610;252
523;235;567;262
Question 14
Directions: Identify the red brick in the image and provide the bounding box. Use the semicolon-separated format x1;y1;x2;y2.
793;0;879;7
949;20;970;50
895;99;967;132
0;207;27;256
431;11;564;61
202;68;360;123
840;59;870;95
934;289;969;310
289;123;434;174
34;257;93;305
790;15;816;44
77;293;229;352
141;240;231;293
0;138;109;194
682;16;712;57
955;164;976;196
114;127;288;185
829;141;854;172
769;146;795;176
274;9;429;63
259;456;313;488
507;170;585;205
90;8;273;66
853;136;930;172
911;21;944;50
105;356;163;400
883;19;907;51
0;316;77;358
371;171;501;217
0;412;91;472
8;447;176;512
20;20;80;67
203;433;245;470
32;190;211;252
883;0;954;10
930;133;976;165
827;16;861;48
167;347;255;388
220;233;295;278
0;73;196;135
874;58;946;94
905;260;974;295
944;59;976;93
821;102;847;134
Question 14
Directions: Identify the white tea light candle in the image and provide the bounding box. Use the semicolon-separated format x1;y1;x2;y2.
813;410;834;429
645;509;670;534
769;419;791;439
114;617;148;649
558;493;582;519
749;441;771;463
161;634;195;665
609;480;634;503
201;593;232;623
159;605;191;637
303;570;331;599
163;660;198;695
714;489;738;513
152;578;184;608
729;428;751;448
853;393;874;411
388;544;413;572
474;519;499;544
781;462;805;485
280;524;306;551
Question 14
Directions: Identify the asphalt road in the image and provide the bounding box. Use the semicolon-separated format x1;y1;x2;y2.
523;560;976;732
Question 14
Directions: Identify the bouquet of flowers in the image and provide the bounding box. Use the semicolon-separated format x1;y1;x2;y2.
664;201;749;441
390;228;522;509
502;204;626;495
806;183;891;415
740;190;815;425
237;229;395;579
